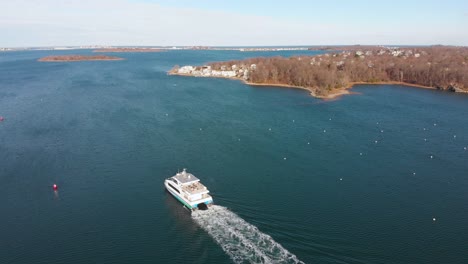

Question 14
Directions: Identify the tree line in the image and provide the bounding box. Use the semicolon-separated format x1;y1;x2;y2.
208;46;468;96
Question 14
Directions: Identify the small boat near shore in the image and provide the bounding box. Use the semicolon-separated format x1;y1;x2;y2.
165;169;213;211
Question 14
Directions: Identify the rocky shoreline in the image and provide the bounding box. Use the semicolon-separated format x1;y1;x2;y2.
168;66;347;99
168;64;468;99
168;65;442;100
38;55;124;62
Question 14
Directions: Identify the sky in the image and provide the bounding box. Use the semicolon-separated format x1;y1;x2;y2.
1;0;467;47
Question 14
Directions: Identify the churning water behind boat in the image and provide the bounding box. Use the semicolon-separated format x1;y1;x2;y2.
192;205;304;264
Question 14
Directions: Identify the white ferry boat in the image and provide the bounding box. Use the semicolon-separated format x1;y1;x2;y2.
164;169;213;211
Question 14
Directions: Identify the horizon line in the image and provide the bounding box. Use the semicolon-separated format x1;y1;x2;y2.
2;44;466;49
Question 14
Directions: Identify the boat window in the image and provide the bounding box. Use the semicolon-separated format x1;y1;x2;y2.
168;183;180;194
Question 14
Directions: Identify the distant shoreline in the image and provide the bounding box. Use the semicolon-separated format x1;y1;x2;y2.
93;48;164;53
38;55;124;62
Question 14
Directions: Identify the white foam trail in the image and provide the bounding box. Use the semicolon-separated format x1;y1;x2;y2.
192;205;304;264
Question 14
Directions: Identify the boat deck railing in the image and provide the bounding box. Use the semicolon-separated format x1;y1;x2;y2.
183;193;212;202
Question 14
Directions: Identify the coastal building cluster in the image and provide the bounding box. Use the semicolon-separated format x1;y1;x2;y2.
175;65;256;80
348;47;423;59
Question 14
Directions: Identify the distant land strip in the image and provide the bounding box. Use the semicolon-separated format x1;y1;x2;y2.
169;45;468;99
38;55;124;62
93;48;164;52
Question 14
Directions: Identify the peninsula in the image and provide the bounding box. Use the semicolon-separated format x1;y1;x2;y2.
38;55;124;62
169;46;468;99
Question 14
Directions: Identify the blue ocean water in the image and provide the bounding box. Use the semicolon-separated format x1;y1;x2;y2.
0;49;467;264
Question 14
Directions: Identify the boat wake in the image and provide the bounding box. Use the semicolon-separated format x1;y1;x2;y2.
192;205;304;264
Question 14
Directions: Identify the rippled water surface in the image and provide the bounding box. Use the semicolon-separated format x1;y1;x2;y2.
1;49;468;264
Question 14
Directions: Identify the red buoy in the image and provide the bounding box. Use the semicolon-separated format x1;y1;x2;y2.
53;184;58;191
0;116;4;122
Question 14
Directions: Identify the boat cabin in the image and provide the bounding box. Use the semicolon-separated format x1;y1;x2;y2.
168;169;209;201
